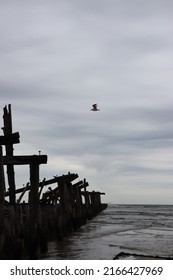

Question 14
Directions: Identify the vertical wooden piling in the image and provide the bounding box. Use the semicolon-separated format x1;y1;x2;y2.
83;189;90;218
28;158;39;258
0;145;5;228
3;104;16;205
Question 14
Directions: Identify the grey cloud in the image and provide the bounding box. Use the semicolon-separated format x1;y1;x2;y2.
1;0;173;203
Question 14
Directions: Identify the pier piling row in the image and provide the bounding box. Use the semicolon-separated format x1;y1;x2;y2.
0;105;107;259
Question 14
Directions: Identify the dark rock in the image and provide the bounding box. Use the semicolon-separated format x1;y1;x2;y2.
113;251;173;260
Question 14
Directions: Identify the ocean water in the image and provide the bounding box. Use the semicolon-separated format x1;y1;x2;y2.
39;204;173;260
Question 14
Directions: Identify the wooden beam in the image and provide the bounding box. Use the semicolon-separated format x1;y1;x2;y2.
88;191;105;195
0;132;20;145
72;180;83;187
59;173;78;182
77;182;89;189
3;155;47;165
4;173;78;197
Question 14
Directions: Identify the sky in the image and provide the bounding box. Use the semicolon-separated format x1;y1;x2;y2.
1;0;173;204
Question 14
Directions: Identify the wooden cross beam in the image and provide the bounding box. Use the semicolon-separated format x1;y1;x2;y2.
3;155;47;165
72;180;83;187
59;173;79;182
88;191;106;195
4;173;78;197
0;132;20;145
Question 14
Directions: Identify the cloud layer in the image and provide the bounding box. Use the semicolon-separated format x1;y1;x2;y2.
1;0;173;204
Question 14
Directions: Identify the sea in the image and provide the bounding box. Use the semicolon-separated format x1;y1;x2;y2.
39;204;173;260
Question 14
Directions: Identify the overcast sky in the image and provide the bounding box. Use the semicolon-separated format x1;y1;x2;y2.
1;0;173;204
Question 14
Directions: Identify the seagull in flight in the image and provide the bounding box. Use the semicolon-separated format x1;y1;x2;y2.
90;103;100;111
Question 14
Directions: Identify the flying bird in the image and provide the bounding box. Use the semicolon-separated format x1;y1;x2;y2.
90;103;100;111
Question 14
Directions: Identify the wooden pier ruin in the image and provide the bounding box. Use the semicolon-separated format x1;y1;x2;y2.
0;104;107;259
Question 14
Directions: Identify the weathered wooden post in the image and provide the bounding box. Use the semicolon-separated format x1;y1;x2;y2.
58;180;71;234
26;155;47;258
95;191;101;212
28;158;39;258
3;105;17;205
81;179;90;219
58;173;78;235
29;160;39;206
0;131;20;211
38;178;46;199
0;145;5;228
76;185;83;226
3;153;47;258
